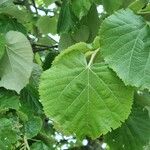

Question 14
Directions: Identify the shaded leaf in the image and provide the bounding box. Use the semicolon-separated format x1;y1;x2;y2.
71;0;94;19
30;141;51;150
0;88;20;112
102;0;123;14
36;16;57;34
0;31;33;93
105;93;150;150
0;118;18;150
24;116;42;139
57;0;77;33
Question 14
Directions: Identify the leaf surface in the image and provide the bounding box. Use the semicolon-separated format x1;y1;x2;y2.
0;31;33;93
100;9;150;90
105;93;150;150
39;43;133;139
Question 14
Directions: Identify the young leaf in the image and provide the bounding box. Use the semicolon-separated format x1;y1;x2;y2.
24;116;42;139
36;16;57;34
0;34;5;60
39;43;133;139
71;0;94;19
57;0;77;33
0;118;18;150
30;141;51;150
0;88;20;112
0;17;26;34
102;0;123;14
0;31;33;93
100;9;150;90
105;93;150;150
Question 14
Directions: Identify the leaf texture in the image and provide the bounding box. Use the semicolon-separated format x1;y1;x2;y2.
105;93;150;150
0;31;33;93
39;43;133;139
100;9;150;90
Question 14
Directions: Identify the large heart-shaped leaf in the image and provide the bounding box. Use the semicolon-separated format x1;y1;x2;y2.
39;43;133;139
100;9;150;90
0;31;33;93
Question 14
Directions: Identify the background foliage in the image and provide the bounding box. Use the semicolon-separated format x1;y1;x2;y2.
0;0;150;150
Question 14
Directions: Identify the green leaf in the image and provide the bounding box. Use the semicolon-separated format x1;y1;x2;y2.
0;88;20;112
100;9;150;90
43;51;59;71
129;0;148;12
30;141;51;150
43;0;55;6
0;0;29;23
20;85;43;116
0;17;26;34
0;31;33;93
58;33;75;51
36;16;57;34
57;0;77;33
71;0;94;19
24;116;42;139
81;4;100;42
102;0;123;14
0;118;18;150
71;25;90;42
0;34;5;60
39;43;133;139
105;93;150;150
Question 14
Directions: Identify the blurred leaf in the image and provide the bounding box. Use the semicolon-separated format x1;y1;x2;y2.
38;36;56;45
0;34;5;60
0;16;27;34
36;16;57;34
71;25;89;42
0;31;33;93
57;0;77;33
30;141;51;150
30;64;43;89
102;0;123;13
24;116;42;139
129;0;148;12
0;88;20;112
105;93;150;150
0;118;18;150
58;33;75;51
81;4;100;42
43;0;56;6
0;0;30;23
20;85;43;116
71;0;94;19
43;51;59;71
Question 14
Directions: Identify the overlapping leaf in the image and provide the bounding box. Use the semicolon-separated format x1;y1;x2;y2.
100;9;150;90
105;92;150;150
0;88;20;112
71;0;94;19
0;118;18;150
0;31;33;93
39;43;133;139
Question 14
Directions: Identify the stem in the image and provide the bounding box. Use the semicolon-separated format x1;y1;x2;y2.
31;0;38;14
87;49;99;68
35;132;54;147
24;136;30;150
32;43;58;52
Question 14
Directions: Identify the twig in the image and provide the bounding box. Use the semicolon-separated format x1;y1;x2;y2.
32;43;58;52
31;0;38;14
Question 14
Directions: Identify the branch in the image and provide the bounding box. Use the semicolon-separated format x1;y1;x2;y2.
32;43;58;52
31;0;38;14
